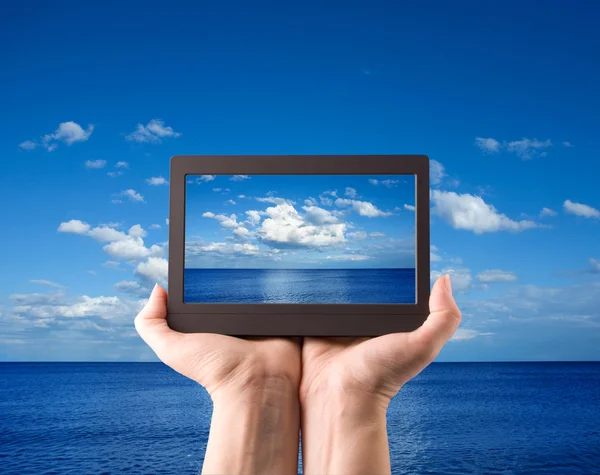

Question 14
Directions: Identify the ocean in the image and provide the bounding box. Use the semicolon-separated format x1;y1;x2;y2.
184;268;416;303
1;362;599;474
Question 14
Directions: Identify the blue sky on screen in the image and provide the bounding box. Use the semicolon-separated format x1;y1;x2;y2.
1;1;599;362
185;175;415;269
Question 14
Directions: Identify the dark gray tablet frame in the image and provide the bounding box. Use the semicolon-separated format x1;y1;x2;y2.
168;155;430;336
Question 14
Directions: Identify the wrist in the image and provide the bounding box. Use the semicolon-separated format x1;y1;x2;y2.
300;383;391;475
299;365;391;413
203;376;300;475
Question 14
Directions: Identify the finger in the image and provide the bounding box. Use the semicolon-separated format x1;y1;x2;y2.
134;284;183;356
410;275;461;355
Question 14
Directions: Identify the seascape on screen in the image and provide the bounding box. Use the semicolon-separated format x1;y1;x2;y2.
184;174;416;304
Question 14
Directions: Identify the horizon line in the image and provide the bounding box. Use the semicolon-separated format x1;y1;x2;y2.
183;267;417;270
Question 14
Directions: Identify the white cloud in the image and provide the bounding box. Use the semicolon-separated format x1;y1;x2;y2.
540;207;557;217
369;232;386;238
380;179;398;188
12;292;144;322
85;160;106;169
58;220;91;234
563;200;600;219
302;205;341;225
348;231;367;240
233;226;250;238
430;252;442;262
121;189;145;203
238;195;247;199
40;121;94;150
431;190;539;234
589;258;600;274
305;197;317;206
146;176;168;186
114;281;150;297
88;226;129;242
450;329;495;342
135;257;168;285
256;196;296;206
474;137;553;159
107;171;123;177
562;141;574;148
102;261;121;269
111;199;123;204
474;137;501;154
404;204;416;211
230;175;250;181
319;195;333;206
335;198;392;217
506;138;552;160
477;270;517;283
461;281;600;327
126;119;181;143
197;175;216;183
202;212;239;228
192;242;259;256
367;179;399;188
431;267;472;292
116;161;129;168
19;140;37;151
226;199;236;205
258;203;347;249
58;221;163;263
245;210;263;227
345;187;357;198
30;279;64;288
103;240;163;260
128;224;146;239
149;224;161;230
326;254;371;261
429;159;446;186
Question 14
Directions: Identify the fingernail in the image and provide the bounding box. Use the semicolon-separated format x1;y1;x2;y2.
444;274;452;293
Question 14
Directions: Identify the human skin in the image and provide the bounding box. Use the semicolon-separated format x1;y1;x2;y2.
299;274;461;475
134;285;302;475
134;275;460;475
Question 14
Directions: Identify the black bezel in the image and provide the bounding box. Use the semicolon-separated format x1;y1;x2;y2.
168;155;430;336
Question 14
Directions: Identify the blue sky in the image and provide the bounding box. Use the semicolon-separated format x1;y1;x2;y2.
1;0;599;361
185;174;415;269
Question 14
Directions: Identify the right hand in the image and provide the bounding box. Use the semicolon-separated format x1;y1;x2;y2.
300;274;461;407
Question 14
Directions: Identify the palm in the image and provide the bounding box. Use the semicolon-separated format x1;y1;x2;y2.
171;334;301;394
301;332;427;402
134;286;301;396
301;277;461;403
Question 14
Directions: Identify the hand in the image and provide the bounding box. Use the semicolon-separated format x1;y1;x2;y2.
134;284;301;398
300;274;461;406
299;275;461;475
134;285;302;475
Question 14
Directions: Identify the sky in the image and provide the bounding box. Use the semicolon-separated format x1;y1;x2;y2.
185;174;416;269
1;0;599;362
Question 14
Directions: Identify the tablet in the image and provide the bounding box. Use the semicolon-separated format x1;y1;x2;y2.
167;155;430;336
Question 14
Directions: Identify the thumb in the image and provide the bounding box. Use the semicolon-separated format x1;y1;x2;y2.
410;275;461;355
134;284;183;356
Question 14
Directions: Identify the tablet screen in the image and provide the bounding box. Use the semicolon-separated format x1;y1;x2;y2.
184;175;416;304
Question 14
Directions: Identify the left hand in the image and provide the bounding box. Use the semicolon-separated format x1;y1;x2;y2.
134;284;301;399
